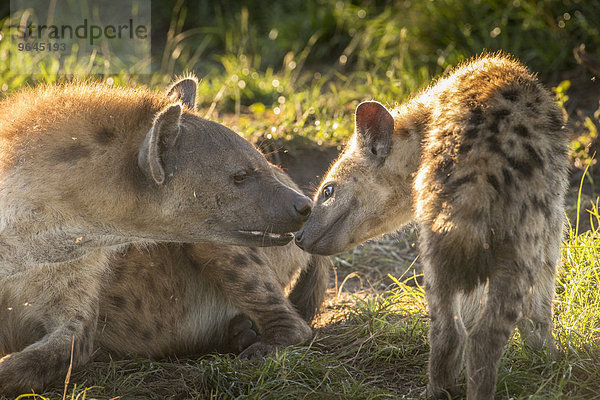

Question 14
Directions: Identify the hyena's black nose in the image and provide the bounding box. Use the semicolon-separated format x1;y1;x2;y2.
293;195;312;220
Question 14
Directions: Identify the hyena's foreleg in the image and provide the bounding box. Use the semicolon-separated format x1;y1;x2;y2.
425;271;468;399
221;254;329;355
185;246;313;358
0;254;105;394
465;263;529;400
0;316;97;394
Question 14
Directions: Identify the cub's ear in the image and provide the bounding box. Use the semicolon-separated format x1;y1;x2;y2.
166;76;198;110
138;104;183;185
355;101;394;158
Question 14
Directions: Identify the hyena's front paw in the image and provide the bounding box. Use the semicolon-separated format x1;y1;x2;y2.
228;314;260;353
0;350;60;395
238;342;277;359
238;318;313;360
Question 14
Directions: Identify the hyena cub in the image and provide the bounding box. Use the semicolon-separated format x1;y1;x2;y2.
295;53;569;399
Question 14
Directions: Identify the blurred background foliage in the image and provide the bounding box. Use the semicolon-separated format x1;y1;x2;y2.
1;0;599;158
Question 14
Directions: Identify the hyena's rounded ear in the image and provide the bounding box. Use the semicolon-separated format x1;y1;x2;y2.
166;76;198;110
355;101;394;158
138;103;183;185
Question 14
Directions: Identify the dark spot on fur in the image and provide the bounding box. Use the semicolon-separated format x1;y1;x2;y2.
450;173;477;188
514;124;529;138
507;156;533;177
142;330;153;341
145;274;157;292
435;158;454;181
233;254;249;267
502;168;513;186
493;109;511;120
109;295;126;309
487;174;500;192
524;144;544;168
243;279;259;292
264;282;275;293
266;295;281;304
249;247;258;255
134;297;142;311
487;108;511;136
54;143;91;164
75;314;86;323
520;202;528;222
542;198;552;218
486;135;506;157
501;88;519;102
468;107;484;126
248;253;263;266
464;127;479;139
531;195;551;218
112;265;125;281
353;176;358;182
489;120;500;134
442;173;477;197
94;127;116;145
225;269;239;283
457;142;472;156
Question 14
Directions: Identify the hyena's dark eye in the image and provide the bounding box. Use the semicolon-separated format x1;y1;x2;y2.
233;170;248;184
322;184;334;199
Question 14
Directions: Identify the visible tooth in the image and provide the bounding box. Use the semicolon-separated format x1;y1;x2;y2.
251;231;261;236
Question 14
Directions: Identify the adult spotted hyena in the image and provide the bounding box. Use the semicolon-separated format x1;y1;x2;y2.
0;77;315;394
295;54;569;399
92;167;330;364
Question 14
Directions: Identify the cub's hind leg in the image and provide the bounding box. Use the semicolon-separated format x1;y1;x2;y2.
425;269;467;399
517;260;558;356
465;262;530;400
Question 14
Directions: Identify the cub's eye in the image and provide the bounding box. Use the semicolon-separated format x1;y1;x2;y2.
322;184;334;199
233;171;248;184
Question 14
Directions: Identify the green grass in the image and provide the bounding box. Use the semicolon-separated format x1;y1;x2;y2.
16;218;600;399
2;0;599;146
